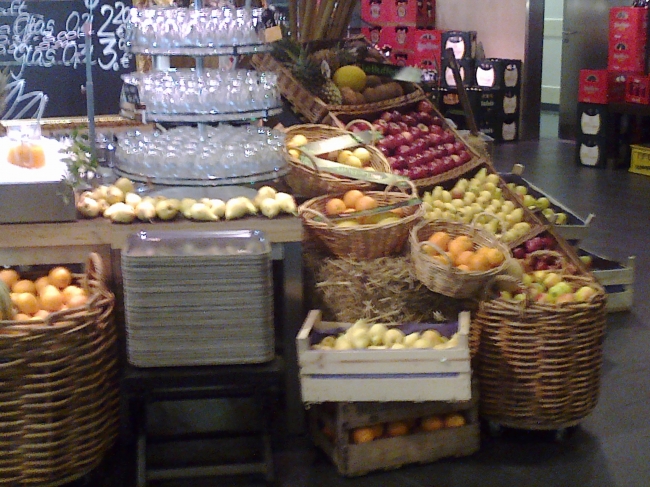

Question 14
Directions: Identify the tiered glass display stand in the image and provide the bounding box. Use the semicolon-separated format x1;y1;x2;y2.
114;1;286;187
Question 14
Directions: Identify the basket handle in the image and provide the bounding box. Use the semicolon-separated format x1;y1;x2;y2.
419;240;454;269
524;249;568;274
471;211;507;234
481;274;529;305
82;252;105;294
292;147;324;176
298;206;336;228
345;119;380;146
384;179;418;198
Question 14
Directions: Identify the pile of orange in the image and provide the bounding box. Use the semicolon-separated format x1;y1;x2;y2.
325;189;379;215
423;231;505;272
0;266;89;321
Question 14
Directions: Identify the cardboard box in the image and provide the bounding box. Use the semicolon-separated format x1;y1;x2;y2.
361;0;391;25
441;31;477;60
609;7;648;42
296;310;472;403
575;134;608;168
577;102;609;137
608;38;646;72
361;0;436;27
474;59;523;89
478;115;519;143
440;58;474;88
625;74;650;104
630;143;650;176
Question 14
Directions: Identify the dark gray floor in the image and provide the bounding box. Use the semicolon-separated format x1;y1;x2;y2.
81;114;650;487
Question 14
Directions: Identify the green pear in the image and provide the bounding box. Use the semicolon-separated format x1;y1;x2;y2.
536;197;551;210
548;281;573;298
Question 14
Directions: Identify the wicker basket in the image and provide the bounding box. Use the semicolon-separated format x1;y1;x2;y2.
472;270;607;430
410;220;512;299
0;254;118;487
324;100;488;192
250;46;426;124
299;181;424;260
284;123;391;198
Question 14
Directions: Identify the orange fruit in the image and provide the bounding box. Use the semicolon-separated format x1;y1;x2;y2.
48;267;73;290
420;415;445;432
12;279;36;295
354;195;378;212
39;285;64;312
485;247;505;267
14;293;39;315
444;413;467;428
454;250;475;268
325;198;347;215
62;285;85;303
66;293;88;309
475;246;491;257
386;421;410;437
352;427;376;444
427;231;451;252
448;236;473;257
14;313;32;321
457;264;471;272
342;189;365;209
33;309;50;320
468;253;491;272
34;276;51;294
0;269;20;288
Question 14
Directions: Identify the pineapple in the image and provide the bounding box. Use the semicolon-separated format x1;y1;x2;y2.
274;40;342;105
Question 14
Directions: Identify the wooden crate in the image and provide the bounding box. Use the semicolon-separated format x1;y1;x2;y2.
579;249;635;313
308;398;480;477
500;164;594;243
296;310;472;403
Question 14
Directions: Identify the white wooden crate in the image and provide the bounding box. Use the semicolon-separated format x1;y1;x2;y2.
580;251;635;313
502;164;594;242
296;310;472;403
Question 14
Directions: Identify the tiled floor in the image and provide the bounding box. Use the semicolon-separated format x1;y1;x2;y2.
76;112;650;487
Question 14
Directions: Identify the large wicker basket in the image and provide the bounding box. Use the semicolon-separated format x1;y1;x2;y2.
410;220;512;299
472;273;607;430
0;254;118;486
284;124;391;198
299;181;424;260
250;41;426;124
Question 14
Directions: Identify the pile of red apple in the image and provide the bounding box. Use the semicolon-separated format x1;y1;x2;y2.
348;100;473;181
513;235;579;274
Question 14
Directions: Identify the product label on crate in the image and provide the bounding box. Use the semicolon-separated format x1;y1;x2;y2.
297;152;410;186
359;61;422;83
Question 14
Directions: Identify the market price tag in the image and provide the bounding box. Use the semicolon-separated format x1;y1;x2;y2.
300;131;379;154
298;152;409;186
312;197;422;223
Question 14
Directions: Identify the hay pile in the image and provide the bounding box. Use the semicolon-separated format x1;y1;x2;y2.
307;254;470;324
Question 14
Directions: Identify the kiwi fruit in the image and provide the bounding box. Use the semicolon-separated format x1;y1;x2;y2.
340;86;359;105
355;92;366;105
362;87;379;103
365;75;382;88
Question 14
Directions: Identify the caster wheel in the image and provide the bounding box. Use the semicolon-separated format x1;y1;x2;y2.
487;421;503;438
554;428;567;442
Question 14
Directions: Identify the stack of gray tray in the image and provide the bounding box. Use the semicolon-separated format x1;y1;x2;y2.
122;230;274;367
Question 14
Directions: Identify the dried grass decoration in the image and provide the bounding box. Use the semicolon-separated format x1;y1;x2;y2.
307;254;470;325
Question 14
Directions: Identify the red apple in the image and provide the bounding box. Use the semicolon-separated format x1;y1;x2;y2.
412;138;427;153
402;114;417;126
389;155;408;169
377;145;391;156
426;133;442;147
513;247;526;259
387;122;402;135
430;116;444;126
430;161;445;175
407;165;428;179
389;110;403;122
397;121;408;132
380;112;393;122
418;112;434;125
399;131;414;144
429;125;444;136
395;145;411;157
453;141;466;153
440;156;455;171
443;142;456;154
436;145;449;157
457;150;472;164
418;99;435;113
408;126;422;138
442;131;456;144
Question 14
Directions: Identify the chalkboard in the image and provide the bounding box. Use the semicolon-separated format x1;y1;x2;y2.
0;0;132;119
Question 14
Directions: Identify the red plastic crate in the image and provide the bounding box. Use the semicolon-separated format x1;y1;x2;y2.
608;37;646;72
625;74;650;104
609;7;648;42
361;0;435;27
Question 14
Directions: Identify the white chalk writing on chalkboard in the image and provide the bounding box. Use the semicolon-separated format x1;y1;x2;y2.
1;0;131;118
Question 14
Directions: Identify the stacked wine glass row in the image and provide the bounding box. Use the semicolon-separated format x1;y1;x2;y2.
115;126;287;181
125;6;265;50
123;70;280;114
